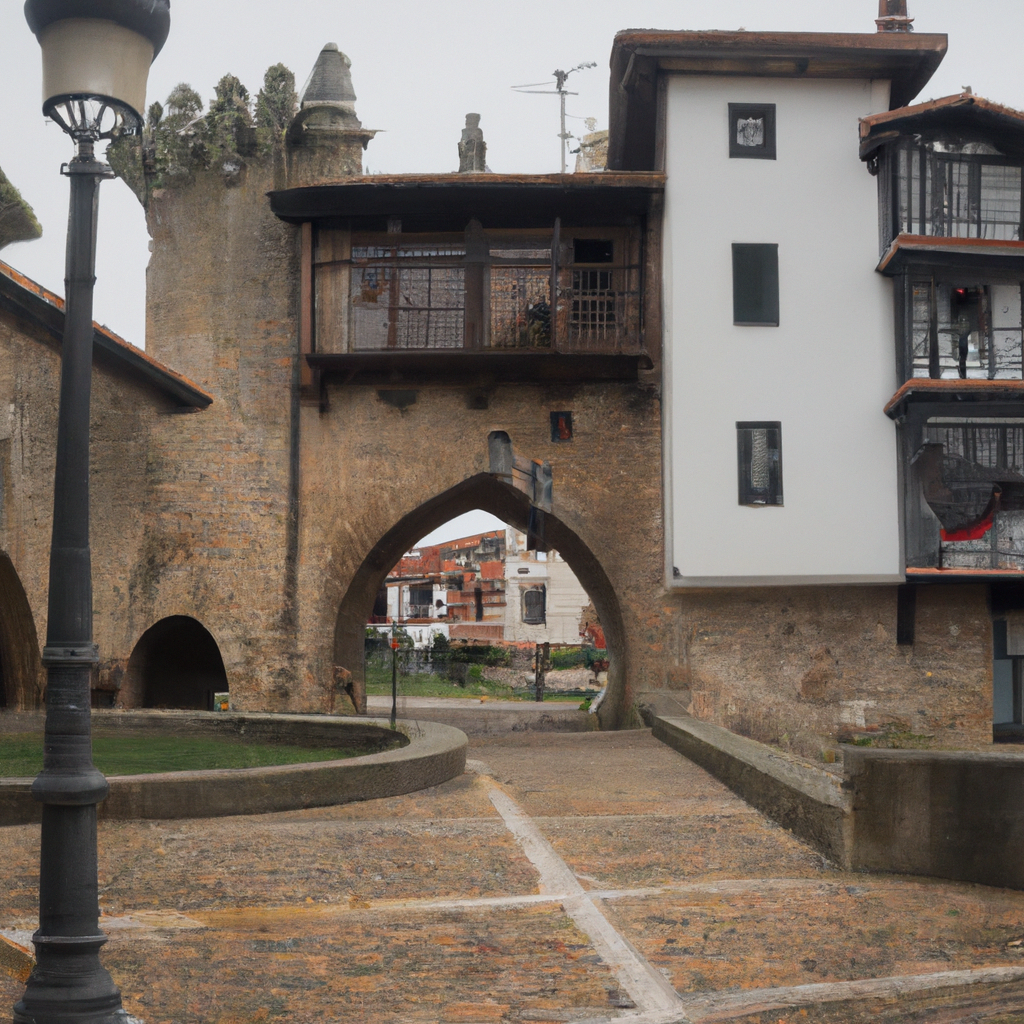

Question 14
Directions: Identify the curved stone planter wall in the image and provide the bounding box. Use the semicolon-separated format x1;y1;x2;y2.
0;711;467;825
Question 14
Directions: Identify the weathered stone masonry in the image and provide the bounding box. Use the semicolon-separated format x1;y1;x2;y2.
0;43;1000;753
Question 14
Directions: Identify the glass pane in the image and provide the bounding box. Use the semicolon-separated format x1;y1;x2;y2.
980;164;1022;240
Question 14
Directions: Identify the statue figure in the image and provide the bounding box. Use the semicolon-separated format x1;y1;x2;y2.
458;113;487;173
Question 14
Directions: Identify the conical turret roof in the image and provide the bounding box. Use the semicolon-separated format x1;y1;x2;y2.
300;43;357;109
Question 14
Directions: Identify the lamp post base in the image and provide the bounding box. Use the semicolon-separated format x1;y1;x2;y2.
13;944;125;1024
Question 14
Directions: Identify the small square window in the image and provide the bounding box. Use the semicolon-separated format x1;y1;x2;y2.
732;243;779;326
737;422;783;506
550;411;573;442
729;103;776;160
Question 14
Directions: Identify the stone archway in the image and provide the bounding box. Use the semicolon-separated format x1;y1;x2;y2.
332;472;629;727
128;616;228;711
0;552;43;709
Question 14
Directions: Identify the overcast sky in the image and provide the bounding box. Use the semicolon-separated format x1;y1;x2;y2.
1;0;1022;546
2;0;1023;349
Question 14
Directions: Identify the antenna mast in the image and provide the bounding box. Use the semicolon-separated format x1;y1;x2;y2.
513;61;597;173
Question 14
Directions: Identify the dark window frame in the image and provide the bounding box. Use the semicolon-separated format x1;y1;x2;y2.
737;421;784;507
732;243;780;326
522;585;546;625
729;103;777;161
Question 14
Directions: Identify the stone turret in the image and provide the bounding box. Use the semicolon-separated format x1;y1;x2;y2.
287;43;377;184
458;114;487;173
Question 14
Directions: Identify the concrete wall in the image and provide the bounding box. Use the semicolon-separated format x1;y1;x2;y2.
844;745;1024;890
663;76;901;585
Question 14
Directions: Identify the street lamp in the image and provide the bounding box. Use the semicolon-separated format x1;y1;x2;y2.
15;2;169;1022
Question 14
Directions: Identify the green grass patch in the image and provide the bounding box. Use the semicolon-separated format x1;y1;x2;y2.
0;734;394;778
364;664;517;700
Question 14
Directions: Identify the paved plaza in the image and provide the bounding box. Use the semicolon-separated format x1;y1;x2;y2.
3;729;1024;1023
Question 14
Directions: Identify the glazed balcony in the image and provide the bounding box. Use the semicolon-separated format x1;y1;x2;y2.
322;230;641;356
269;173;663;387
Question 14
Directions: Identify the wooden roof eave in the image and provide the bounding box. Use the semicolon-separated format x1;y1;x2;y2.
608;29;947;171
876;235;1024;277
0;261;212;410
859;93;1024;160
885;378;1024;420
268;173;665;229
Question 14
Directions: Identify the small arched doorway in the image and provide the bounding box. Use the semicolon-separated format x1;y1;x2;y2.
129;616;228;710
0;552;43;710
333;472;628;726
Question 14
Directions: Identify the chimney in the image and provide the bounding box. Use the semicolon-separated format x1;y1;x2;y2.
877;0;914;32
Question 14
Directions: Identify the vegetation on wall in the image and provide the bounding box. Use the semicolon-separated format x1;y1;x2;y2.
109;64;298;205
0;166;42;251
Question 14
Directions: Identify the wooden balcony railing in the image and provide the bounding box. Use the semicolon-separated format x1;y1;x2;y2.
314;225;644;358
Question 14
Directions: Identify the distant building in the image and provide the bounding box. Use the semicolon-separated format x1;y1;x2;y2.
376;528;593;647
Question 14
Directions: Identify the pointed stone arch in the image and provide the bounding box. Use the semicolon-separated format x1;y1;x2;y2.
127;616;228;711
0;552;43;709
332;471;629;726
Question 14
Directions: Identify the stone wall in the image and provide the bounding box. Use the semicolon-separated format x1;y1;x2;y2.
660;583;992;754
122;135;996;745
139;161;300;711
0;298;181;709
294;380;666;726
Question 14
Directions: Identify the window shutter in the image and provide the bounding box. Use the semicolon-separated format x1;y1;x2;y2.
733;243;780;326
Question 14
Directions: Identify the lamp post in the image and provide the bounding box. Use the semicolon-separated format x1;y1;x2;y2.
15;2;169;1022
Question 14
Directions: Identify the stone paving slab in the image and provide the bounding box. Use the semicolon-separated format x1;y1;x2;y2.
3;729;1024;1023
537;816;826;891
605;879;1024;994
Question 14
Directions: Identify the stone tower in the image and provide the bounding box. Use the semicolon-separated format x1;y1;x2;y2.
287;43;377;184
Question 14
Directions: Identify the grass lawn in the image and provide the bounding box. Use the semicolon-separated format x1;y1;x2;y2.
0;734;395;778
364;668;514;699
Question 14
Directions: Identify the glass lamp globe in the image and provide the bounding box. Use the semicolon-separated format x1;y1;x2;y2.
24;0;171;136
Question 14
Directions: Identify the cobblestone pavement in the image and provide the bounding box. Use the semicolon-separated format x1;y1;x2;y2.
3;729;1024;1023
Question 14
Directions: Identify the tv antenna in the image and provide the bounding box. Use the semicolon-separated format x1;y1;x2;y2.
512;62;597;173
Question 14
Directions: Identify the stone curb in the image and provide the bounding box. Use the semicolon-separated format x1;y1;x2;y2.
651;713;851;866
650;706;1024;890
366;696;596;736
0;712;467;824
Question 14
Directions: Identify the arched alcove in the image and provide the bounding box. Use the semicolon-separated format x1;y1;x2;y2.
128;616;228;711
0;552;43;709
333;472;628;726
